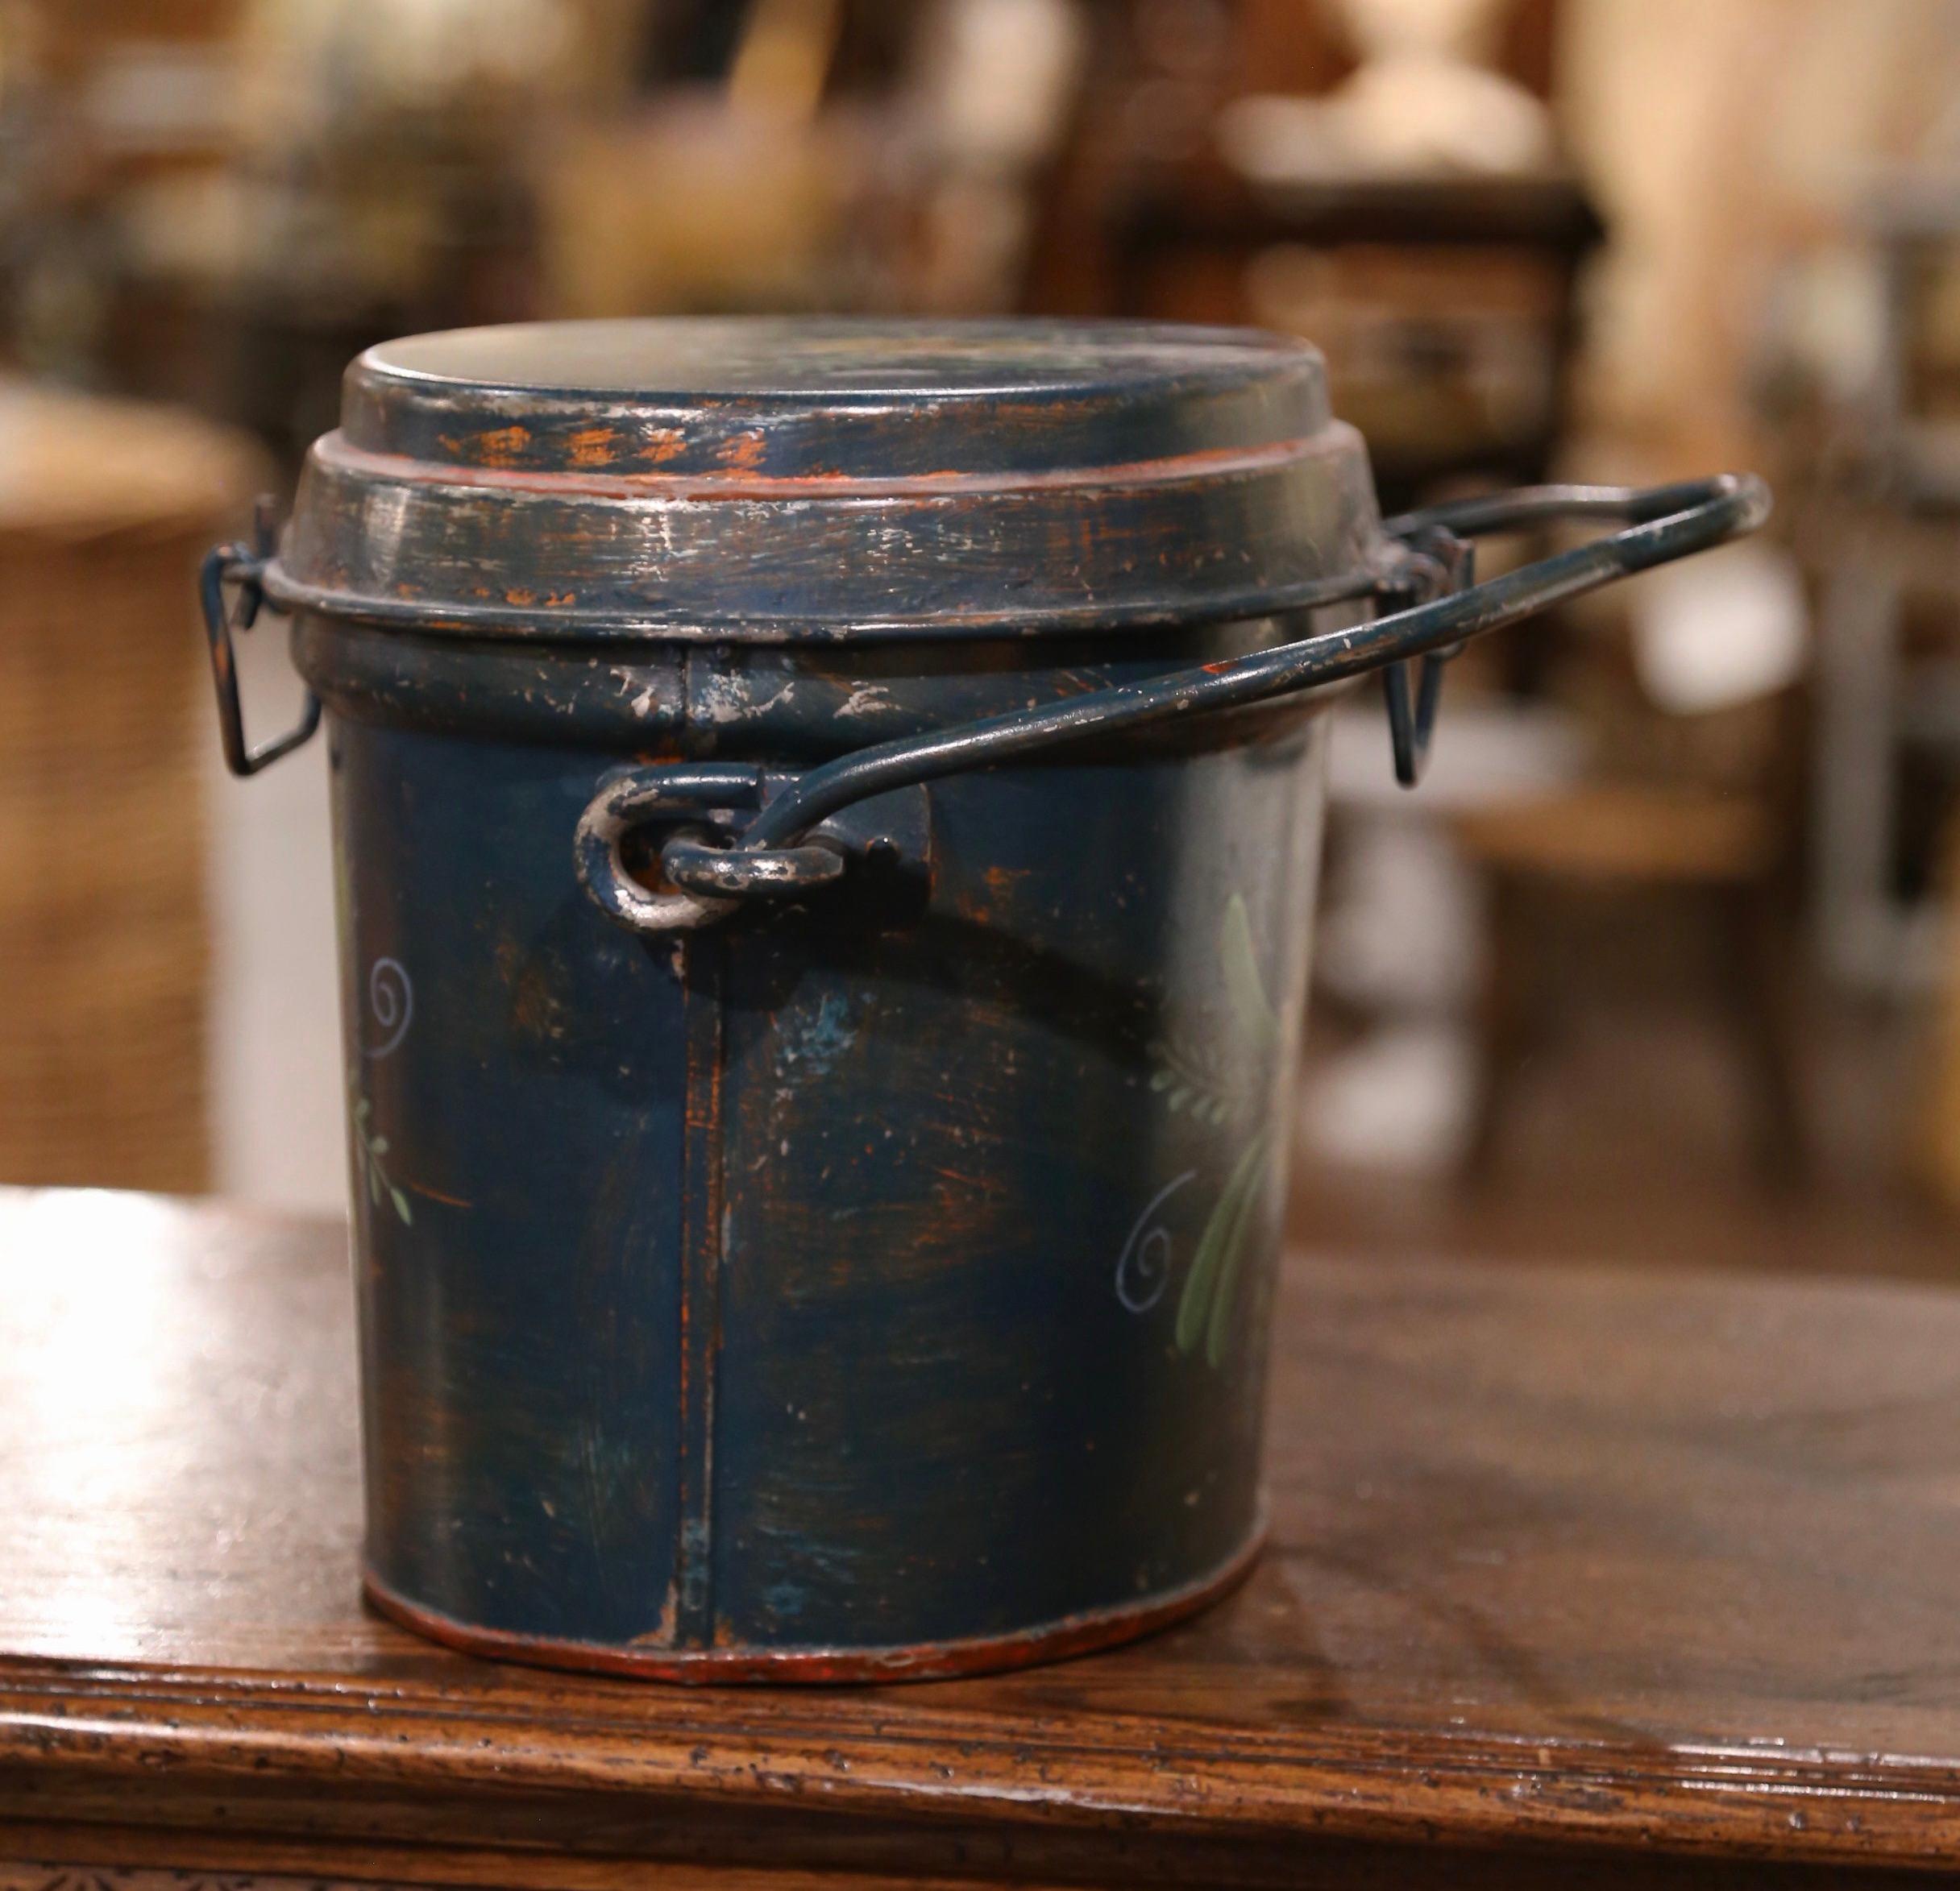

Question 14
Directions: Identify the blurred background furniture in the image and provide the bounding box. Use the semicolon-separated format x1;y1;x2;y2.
1804;177;1960;998
1922;804;1960;1212
0;380;254;1192
1455;758;1807;1188
0;0;1953;1270
1112;172;1597;510
1444;533;1813;1185
1040;0;1592;516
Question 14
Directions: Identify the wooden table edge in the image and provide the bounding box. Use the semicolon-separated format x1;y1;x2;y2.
3;1657;1957;1872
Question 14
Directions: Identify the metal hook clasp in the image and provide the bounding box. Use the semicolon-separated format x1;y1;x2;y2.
574;764;932;935
200;496;321;778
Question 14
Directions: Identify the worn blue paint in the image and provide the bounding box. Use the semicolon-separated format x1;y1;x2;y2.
210;318;1760;1682
778;991;858;1080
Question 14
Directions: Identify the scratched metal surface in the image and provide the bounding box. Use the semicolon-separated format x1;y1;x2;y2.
346;317;1332;471
291;317;1377;1677
322;627;1339;1673
268;317;1382;638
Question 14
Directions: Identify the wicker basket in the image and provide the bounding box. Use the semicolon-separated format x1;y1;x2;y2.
0;384;256;1192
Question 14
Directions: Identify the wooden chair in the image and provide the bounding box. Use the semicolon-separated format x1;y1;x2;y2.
1452;686;1809;1188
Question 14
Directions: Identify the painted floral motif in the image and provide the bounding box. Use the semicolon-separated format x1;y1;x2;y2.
352;1093;414;1225
336;842;418;1228
1148;893;1279;1368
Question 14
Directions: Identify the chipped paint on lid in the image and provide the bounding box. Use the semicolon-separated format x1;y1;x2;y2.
270;317;1381;641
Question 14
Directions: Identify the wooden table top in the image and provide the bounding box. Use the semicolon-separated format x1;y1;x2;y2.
3;1186;1960;1888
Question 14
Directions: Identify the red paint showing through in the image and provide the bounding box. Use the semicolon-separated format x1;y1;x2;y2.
361;1522;1265;1686
314;431;1344;505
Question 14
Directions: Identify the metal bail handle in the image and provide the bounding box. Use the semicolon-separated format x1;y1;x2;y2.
200;498;322;778
578;474;1770;935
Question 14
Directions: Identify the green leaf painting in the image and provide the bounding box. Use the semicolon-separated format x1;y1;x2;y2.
1221;892;1278;1050
340;852;421;1230
1149;890;1281;1369
353;1093;413;1226
1175;1127;1271;1366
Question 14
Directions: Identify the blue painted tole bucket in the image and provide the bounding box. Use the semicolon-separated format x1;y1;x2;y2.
201;318;1766;1681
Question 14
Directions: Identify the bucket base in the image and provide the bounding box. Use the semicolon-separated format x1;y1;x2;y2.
362;1516;1266;1685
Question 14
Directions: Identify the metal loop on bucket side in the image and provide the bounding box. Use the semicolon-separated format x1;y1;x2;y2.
1381;649;1456;787
199;496;322;779
575;765;850;934
573;764;766;933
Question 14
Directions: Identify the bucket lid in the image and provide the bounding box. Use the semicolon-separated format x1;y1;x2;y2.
268;317;1381;641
